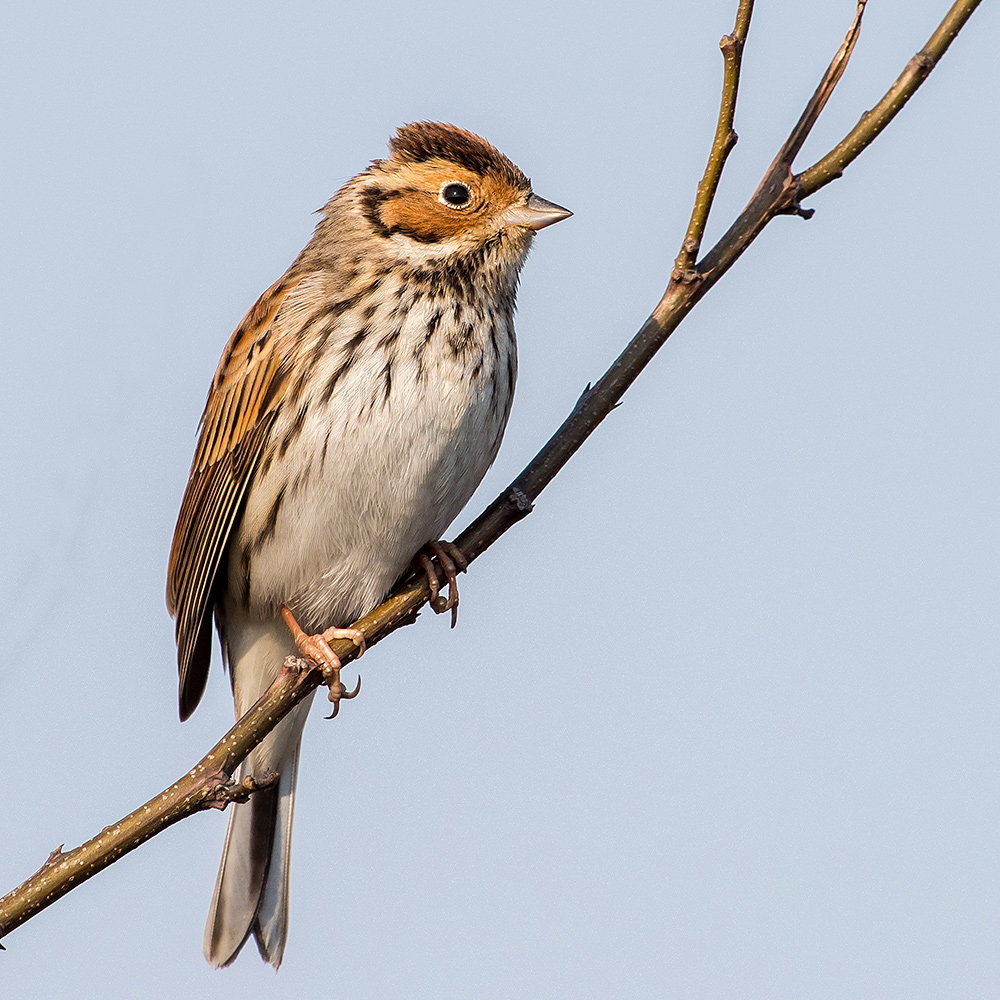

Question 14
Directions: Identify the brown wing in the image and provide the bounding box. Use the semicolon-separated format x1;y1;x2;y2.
167;276;300;721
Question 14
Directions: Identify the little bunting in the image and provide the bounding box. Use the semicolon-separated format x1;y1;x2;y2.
167;122;570;967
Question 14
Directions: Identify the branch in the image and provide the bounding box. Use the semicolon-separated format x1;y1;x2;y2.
0;0;984;947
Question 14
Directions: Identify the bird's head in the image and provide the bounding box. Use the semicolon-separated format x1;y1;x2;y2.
316;122;570;271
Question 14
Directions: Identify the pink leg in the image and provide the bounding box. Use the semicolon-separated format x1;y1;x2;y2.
280;604;364;718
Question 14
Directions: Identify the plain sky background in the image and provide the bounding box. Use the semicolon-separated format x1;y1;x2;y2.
2;2;998;997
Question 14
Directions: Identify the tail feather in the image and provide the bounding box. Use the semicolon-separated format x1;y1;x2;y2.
253;734;302;966
202;616;313;968
203;777;279;967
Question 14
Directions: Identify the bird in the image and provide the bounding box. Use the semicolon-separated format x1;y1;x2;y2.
165;122;570;968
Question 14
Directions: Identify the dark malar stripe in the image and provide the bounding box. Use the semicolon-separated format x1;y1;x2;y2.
386;222;443;245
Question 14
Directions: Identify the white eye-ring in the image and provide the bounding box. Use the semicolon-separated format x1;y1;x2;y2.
439;182;471;207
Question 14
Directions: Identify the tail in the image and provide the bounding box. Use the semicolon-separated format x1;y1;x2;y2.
202;618;315;968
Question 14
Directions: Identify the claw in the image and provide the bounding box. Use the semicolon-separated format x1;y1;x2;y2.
415;540;468;628
327;673;362;702
324;675;360;720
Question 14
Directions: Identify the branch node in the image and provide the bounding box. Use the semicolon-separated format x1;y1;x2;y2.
202;770;279;811
911;51;934;77
572;382;593;414
776;198;816;221
508;487;533;514
670;262;703;285
43;846;66;869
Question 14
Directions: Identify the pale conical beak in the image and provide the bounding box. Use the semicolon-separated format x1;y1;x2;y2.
505;192;573;231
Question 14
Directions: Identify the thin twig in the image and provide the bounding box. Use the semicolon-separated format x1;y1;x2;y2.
0;0;984;946
674;0;755;280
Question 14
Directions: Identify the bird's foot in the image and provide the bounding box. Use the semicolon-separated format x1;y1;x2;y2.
412;540;469;628
279;604;364;719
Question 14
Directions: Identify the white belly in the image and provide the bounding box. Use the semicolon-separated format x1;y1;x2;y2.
231;299;515;631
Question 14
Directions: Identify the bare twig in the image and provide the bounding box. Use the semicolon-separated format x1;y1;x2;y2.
674;0;755;280
0;0;984;946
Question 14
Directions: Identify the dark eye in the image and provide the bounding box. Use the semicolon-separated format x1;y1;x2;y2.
441;182;470;206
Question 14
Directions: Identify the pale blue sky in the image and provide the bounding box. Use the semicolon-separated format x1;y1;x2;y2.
3;2;999;997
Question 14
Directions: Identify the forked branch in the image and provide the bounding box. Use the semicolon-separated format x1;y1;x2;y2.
0;0;984;947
